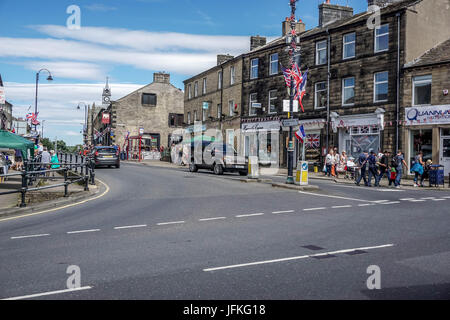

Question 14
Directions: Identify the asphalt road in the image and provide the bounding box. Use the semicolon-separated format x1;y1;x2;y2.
0;162;449;300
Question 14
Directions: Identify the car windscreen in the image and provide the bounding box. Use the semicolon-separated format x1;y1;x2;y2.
211;144;237;155
97;148;116;154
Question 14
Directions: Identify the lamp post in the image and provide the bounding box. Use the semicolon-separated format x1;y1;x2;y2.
34;68;53;141
77;102;89;145
41;120;45;139
286;0;300;184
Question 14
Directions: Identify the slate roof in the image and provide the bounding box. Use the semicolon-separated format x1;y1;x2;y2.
404;38;450;68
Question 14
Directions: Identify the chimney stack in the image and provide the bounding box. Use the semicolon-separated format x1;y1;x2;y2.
319;1;353;27
217;54;234;65
282;18;306;36
250;35;267;51
153;72;170;84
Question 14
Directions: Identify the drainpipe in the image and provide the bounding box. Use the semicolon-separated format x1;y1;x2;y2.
326;28;331;153
396;12;401;153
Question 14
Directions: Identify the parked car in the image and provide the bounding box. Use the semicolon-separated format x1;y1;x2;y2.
188;141;247;175
92;146;120;169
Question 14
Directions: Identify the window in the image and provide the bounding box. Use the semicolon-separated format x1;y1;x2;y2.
316;40;327;65
217;104;222;119
230;66;235;85
270;53;279;75
202;78;207;95
227;129;235;149
194;110;198;122
187;112;191;124
250;58;259;79
142;93;157;106
413;75;432;106
202;108;207;121
342;77;355;106
218;71;223;89
229;100;234;116
374;71;388;102
315;82;327;109
343;32;356;59
194;81;198;97
169;113;183;127
375;24;389;53
188;84;192;99
268;90;277;114
249;93;258;116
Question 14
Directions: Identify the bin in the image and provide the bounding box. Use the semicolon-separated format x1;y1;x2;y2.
429;165;445;187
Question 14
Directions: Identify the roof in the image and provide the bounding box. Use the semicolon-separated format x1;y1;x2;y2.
404;38;450;68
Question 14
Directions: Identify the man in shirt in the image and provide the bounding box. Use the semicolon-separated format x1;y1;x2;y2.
393;150;408;188
41;147;51;177
367;150;378;187
375;150;390;187
355;151;368;186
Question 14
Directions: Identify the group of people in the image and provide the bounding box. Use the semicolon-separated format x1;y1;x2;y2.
324;147;348;178
35;146;60;178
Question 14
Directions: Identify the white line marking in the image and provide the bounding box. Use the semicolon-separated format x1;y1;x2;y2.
358;203;376;207
114;225;147;230
272;210;295;214
67;229;100;234
409;200;426;202
443;196;450;199
10;234;50;240
331;205;352;209
400;198;415;201
236;213;264;218
157;221;185;226
203;244;395;272
373;200;390;203
199;217;226;221
432;199;446;201
303;207;326;211
421;197;436;200
381;201;401;205
2;286;92;300
298;191;373;203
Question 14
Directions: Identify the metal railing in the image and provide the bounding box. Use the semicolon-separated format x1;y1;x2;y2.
0;153;95;208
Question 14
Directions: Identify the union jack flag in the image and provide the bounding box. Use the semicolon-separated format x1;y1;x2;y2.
306;134;320;149
26;112;40;125
281;65;293;88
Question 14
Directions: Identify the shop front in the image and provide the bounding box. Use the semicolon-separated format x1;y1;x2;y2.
331;109;385;160
293;119;326;165
404;105;450;176
241;119;280;166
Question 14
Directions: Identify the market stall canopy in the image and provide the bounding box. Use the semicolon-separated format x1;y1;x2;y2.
182;135;218;144
0;130;35;160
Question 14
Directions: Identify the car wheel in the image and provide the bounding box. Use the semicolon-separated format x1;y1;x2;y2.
189;162;198;172
116;164;120;169
239;171;247;176
214;163;224;175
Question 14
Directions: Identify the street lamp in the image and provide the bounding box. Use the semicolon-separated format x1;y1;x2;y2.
77;102;89;145
34;68;53;139
41;120;45;139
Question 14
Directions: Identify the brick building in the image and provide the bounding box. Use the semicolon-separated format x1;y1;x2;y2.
402;38;450;175
92;73;184;152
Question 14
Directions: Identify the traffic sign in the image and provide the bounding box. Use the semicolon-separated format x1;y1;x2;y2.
281;119;299;127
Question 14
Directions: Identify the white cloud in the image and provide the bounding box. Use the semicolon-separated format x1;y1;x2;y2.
22;61;106;81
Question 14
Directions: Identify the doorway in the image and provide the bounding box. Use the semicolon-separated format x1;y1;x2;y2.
440;129;450;176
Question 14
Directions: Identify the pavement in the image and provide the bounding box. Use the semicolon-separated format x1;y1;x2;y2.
0;161;449;300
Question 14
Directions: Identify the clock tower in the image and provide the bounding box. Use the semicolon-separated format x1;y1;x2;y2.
102;76;111;106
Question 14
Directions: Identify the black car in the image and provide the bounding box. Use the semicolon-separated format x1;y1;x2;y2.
188;141;247;175
92;146;120;169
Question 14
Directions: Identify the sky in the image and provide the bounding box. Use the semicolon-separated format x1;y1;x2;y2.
0;0;367;145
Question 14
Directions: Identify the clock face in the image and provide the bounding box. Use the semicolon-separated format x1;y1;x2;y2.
104;97;110;103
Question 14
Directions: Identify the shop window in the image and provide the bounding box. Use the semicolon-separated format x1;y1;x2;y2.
410;129;432;164
442;129;450;136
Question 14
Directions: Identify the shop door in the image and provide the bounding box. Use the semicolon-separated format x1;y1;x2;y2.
440;136;450;176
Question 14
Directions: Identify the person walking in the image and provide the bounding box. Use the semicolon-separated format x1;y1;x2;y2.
41;147;51;178
375;150;390;187
333;147;340;178
355;151;368;186
411;151;425;187
50;150;60;180
420;159;432;187
393;150;408;188
325;148;334;177
367;150;378;187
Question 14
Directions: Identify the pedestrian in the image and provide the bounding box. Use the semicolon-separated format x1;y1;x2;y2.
14;149;23;171
333;147;340;178
375;150;390;187
411;151;425;187
50;150;60;180
367;150;378;187
393;150;408;189
41;147;51;177
325;148;334;177
420;159;432;187
355;151;368;186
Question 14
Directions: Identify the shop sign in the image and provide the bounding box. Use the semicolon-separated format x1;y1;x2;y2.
241;121;280;133
405;105;450;125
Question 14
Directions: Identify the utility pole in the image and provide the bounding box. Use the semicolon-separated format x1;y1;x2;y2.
286;0;300;184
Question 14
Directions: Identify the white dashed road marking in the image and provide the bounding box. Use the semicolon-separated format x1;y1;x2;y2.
236;213;265;218
303;207;326;211
381;201;401;205
203;244;395;272
199;217;227;222
157;221;185;226
331;205;352;209
114;225;147;230
10;234;50;240
2;286;93;300
67;229;101;234
272;210;295;214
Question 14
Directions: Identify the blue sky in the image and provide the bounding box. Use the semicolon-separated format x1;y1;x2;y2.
0;0;367;145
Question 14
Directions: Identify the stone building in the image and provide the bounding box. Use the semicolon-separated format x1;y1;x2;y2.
183;54;244;152
402;38;450;175
93;73;184;152
240;0;450;168
0;74;13;131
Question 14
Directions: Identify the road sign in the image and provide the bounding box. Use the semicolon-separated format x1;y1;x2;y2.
252;103;262;109
282;119;299;127
283;100;299;112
